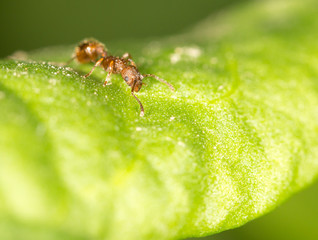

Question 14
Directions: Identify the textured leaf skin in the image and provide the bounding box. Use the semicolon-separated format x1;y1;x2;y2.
0;0;318;239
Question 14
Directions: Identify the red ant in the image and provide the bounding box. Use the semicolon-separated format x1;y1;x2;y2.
67;39;174;116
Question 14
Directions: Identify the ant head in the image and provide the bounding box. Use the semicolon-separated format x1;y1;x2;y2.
121;66;143;92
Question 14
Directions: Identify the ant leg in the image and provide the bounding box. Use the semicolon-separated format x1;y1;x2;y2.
84;57;104;78
103;72;112;86
143;74;175;91
64;56;76;66
103;60;114;86
128;59;137;67
131;81;144;117
122;52;137;67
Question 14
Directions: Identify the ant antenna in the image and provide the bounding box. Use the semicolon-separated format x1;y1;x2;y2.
131;81;145;117
143;74;175;91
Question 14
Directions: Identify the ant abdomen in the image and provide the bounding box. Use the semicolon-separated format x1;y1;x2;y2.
75;40;107;63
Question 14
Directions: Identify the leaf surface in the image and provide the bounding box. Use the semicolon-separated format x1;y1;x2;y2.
1;0;318;239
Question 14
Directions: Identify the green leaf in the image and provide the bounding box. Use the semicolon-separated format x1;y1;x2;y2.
1;0;318;239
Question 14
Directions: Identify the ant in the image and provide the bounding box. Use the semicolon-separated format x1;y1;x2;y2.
67;39;174;116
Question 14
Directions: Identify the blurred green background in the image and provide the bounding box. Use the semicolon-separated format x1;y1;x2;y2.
0;0;243;58
1;0;318;239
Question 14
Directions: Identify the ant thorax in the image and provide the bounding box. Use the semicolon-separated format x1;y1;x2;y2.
101;57;126;74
